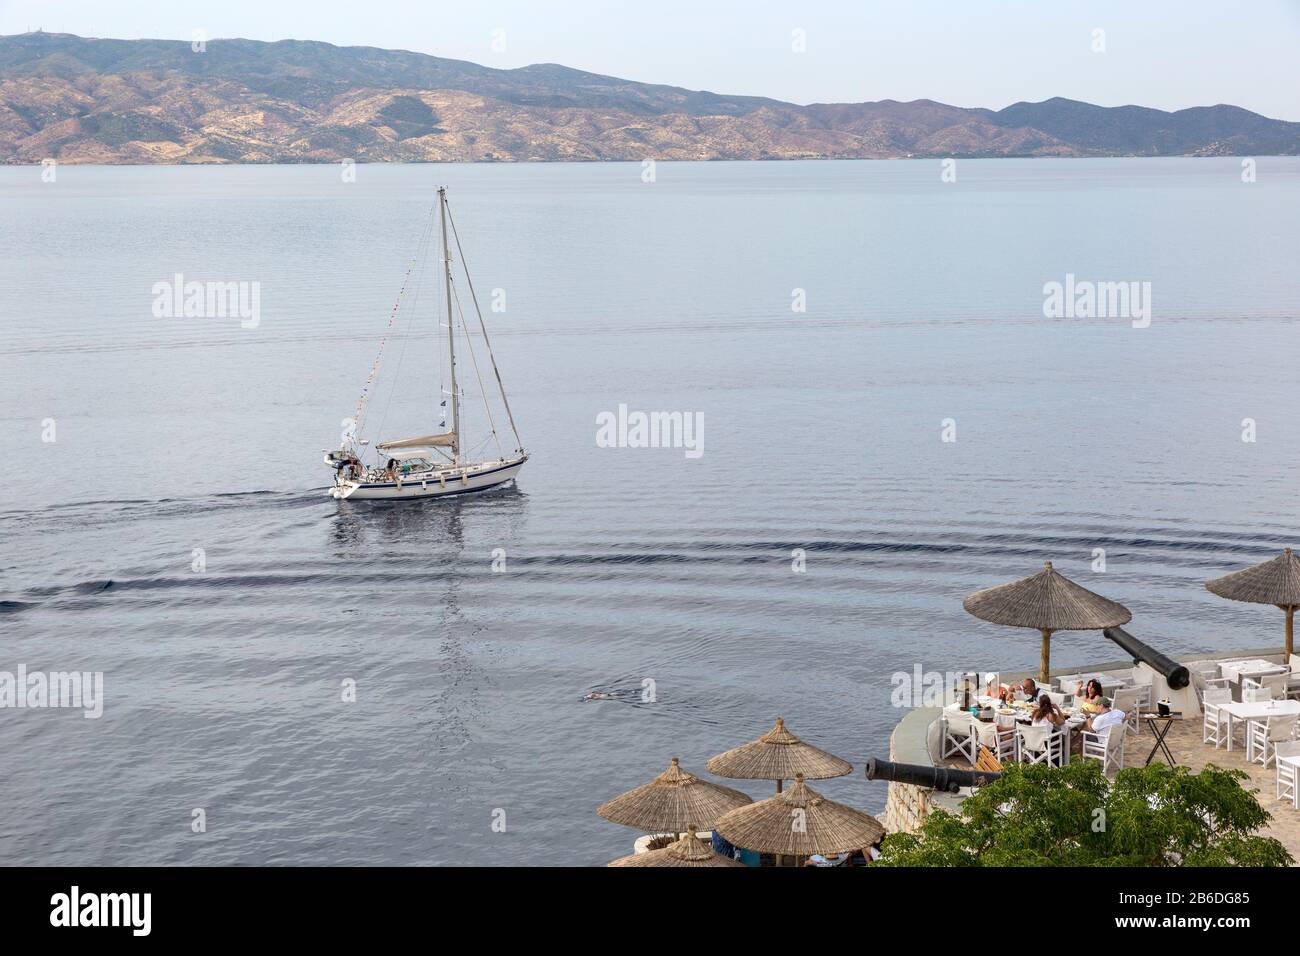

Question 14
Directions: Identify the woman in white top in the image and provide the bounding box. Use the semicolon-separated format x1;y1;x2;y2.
1030;695;1067;728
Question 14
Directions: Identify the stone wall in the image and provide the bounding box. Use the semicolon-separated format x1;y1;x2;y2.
883;778;931;834
881;706;941;834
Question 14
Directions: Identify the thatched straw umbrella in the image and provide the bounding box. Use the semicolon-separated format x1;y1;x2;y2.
597;757;752;837
713;773;884;864
1206;547;1300;659
607;825;745;867
963;560;1132;685
707;717;852;794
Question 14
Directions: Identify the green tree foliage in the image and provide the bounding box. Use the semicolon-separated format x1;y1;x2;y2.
877;761;1292;867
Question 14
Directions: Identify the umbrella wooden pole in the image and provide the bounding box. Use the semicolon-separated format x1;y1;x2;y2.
775;778;783;867
1287;606;1295;660
769;780;780;868
777;779;784;866
1039;629;1052;685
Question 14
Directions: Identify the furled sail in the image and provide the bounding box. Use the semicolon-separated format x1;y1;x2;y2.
376;432;457;450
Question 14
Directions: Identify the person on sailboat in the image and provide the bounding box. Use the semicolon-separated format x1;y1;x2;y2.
330;451;362;481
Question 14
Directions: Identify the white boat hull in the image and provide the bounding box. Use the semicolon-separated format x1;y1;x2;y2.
330;456;525;501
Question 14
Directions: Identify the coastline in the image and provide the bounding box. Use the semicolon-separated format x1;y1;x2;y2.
8;153;1300;167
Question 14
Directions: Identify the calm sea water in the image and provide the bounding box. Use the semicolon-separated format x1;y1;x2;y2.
2;158;1298;865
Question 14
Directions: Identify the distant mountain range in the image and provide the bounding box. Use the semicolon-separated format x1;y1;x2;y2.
3;31;1298;164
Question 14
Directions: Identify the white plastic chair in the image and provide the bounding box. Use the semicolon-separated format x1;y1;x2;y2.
1126;668;1154;709
1202;686;1232;749
1257;673;1289;699
1286;658;1300;701
1192;669;1231;724
1204;676;1233;694
1017;724;1066;768
1247;714;1298;768
981;721;1019;764
941;713;979;764
1243;681;1277;703
1188;661;1219;681
1081;722;1127;776
1111;687;1144;736
965;714;1017;764
1274;740;1300;809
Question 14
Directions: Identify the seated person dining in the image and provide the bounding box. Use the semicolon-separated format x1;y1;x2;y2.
1030;694;1067;728
1084;697;1125;735
1073;678;1106;713
965;675;1123;764
985;676;1042;703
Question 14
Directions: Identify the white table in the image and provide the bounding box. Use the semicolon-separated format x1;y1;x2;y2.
1218;659;1290;702
1219;659;1288;684
969;699;1083;764
1219;699;1300;752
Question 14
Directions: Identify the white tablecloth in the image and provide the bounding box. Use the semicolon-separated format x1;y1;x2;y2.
1219;659;1288;684
1218;699;1300;751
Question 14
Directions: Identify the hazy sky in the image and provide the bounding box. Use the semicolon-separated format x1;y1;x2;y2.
4;0;1299;119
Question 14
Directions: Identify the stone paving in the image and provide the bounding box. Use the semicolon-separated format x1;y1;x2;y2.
1123;713;1300;859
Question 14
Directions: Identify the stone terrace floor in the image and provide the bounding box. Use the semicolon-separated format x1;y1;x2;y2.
1129;715;1300;859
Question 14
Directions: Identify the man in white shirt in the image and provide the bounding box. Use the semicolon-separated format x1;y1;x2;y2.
1086;698;1125;735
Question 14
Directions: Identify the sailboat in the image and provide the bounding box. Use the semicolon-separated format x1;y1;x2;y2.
324;187;527;500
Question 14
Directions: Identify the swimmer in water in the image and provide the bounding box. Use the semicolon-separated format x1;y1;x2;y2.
583;692;613;701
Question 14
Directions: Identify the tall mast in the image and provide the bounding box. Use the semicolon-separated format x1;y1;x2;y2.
439;187;460;464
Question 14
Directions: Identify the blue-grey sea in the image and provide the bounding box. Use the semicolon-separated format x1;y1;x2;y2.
1;158;1298;865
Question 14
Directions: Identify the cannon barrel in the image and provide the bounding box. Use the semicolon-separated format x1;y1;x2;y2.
1102;627;1189;689
865;757;999;792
